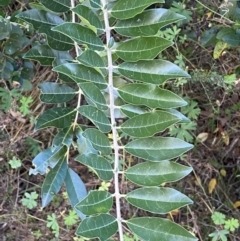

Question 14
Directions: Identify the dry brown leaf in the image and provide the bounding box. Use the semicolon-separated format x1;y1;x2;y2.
233;201;240;209
197;132;209;143
208;178;217;194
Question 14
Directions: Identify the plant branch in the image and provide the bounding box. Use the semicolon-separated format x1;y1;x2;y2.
101;1;124;240
71;0;82;130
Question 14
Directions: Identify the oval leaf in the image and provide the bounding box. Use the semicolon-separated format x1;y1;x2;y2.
75;190;113;215
111;0;163;20
79;82;107;110
116;36;172;62
120;104;148;118
115;9;186;37
76;154;113;181
121;111;180;138
52;22;104;51
42;157;67;208
39;82;76;103
118;83;187;108
76;214;118;241
118;60;190;85
125;160;192;186
126;187;193;214
83;128;112;155
35;107;75;130
126;217;198;241
53;63;107;88
65;168;87;220
78;105;111;133
125;137;193;161
39;0;70;13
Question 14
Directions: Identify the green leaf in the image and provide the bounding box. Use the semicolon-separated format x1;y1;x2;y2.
78;105;111;133
164;109;190;123
64;210;79;226
16;9;73;50
75;190;113;215
211;212;226;225
39;82;76;103
0;0;10;6
39;0;70;13
41;157;67;207
116;36;172;62
78;82;107;110
126;217;198;241
125;137;193;161
118;83;187;108
52;127;73;150
4;33;25;55
115;9;186;37
75;128;98;156
35;107;75;130
30;146;67;175
21;191;38;209
126;187;192;214
65;168;87;220
83;128;112;155
24;44;72;66
118;60;190;85
121;111;180;138
72;5;104;34
76;154;113;181
90;0;102;9
8;156;22;169
76;214;118;241
53;63;107;88
125;160;192;186
77;49;107;76
111;0;164;20
52;23;104;51
224;218;239;232
120;104;148;118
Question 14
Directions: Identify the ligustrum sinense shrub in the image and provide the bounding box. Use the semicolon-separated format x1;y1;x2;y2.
17;0;198;240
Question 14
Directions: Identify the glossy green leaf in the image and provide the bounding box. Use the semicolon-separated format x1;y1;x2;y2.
76;214;118;241
65;168;87;220
24;45;72;66
83;128;112;155
72;5;104;34
164;109;190;123
77;49;107;76
111;0;163;20
53;63;107;88
116;37;172;62
16;10;73;50
75;190;113;215
52;127;73;150
4;33;25;55
39;82;76;103
127;217;198;241
120;104;148;118
126;187;193;214
115;9;186;37
90;0;102;9
125;137;193;161
78;82;107;110
52;23;104;51
39;0;70;13
78;105;111;133
42;157;67;207
121;111;180;138
75;128;98;156
125;160;192;186
118;60;190;84
35;107;75;130
76;154;113;181
29;146;67;175
118;83;187;108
